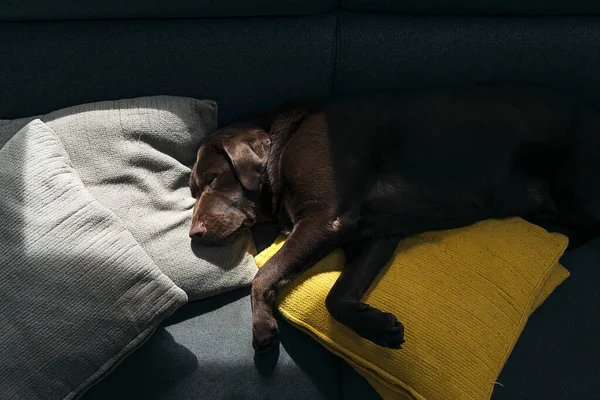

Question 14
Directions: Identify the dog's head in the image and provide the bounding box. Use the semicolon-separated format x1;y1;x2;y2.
189;122;271;245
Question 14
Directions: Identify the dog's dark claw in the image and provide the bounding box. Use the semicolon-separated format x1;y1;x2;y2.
386;343;403;350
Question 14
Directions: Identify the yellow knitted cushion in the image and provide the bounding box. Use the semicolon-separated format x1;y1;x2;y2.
254;218;570;400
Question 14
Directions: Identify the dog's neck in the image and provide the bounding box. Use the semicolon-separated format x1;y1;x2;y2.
251;100;320;229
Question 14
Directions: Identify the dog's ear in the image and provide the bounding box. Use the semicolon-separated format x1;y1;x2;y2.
223;130;270;192
189;145;206;198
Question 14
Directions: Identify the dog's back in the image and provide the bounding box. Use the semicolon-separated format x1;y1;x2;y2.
282;85;600;237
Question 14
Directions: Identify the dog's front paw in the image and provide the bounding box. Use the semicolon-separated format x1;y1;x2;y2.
252;315;279;354
352;303;405;349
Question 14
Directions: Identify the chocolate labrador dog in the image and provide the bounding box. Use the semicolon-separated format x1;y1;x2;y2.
189;84;600;353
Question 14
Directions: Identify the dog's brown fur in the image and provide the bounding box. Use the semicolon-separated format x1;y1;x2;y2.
189;84;600;353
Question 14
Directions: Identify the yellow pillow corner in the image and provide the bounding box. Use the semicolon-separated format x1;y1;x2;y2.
254;218;570;400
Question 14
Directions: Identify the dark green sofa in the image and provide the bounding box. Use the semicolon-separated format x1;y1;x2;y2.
2;1;599;399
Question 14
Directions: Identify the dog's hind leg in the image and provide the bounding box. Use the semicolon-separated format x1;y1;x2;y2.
325;235;405;348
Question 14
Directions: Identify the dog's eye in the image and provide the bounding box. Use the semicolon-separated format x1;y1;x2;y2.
207;175;217;187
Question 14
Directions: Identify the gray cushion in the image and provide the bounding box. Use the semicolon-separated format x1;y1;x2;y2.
0;120;187;399
0;0;335;20
336;13;600;105
341;0;600;14
0;16;337;125
1;96;258;301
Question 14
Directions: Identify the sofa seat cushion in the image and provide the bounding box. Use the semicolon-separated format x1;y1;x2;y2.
82;288;343;400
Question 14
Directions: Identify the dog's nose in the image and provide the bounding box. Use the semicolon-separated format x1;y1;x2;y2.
189;221;207;240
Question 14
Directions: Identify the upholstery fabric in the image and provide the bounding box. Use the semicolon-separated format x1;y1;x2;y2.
336;13;600;104
0;120;187;399
341;0;600;15
493;236;600;399
82;288;343;400
0;0;335;20
0;16;337;126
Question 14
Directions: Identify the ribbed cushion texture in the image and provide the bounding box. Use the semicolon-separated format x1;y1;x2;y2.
0;120;188;399
0;96;259;301
255;218;570;400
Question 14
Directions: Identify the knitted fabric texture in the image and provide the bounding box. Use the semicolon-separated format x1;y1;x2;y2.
0;120;187;399
0;96;258;301
255;218;570;400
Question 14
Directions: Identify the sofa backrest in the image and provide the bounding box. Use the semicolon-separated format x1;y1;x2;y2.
2;1;600;125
